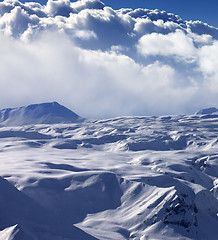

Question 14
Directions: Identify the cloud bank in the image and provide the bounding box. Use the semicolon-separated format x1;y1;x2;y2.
0;0;218;117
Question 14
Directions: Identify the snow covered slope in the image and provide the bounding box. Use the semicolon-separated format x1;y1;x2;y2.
0;105;218;239
0;177;96;240
0;102;81;126
195;107;218;115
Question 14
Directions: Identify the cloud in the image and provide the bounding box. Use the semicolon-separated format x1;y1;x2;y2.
45;0;74;17
125;8;183;24
0;5;39;37
133;18;181;35
137;30;196;61
44;0;105;17
0;0;216;48
198;41;218;75
0;30;206;117
0;0;218;117
187;20;218;39
197;41;218;97
0;0;46;18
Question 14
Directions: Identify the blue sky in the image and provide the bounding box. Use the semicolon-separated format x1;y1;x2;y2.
20;0;218;27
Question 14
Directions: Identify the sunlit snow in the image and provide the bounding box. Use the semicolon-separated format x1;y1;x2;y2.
0;102;218;239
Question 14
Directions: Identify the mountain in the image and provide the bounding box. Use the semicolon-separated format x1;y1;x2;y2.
1;111;218;239
195;107;218;115
0;102;82;126
0;176;96;240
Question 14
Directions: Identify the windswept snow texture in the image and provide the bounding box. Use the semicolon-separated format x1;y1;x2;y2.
0;101;81;126
1;0;218;117
1;109;218;239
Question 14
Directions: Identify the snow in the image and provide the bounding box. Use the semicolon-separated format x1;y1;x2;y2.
0;102;81;126
195;107;218;115
0;225;19;240
0;104;218;239
0;175;95;239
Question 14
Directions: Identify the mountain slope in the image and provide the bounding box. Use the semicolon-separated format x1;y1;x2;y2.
1;106;218;239
0;176;96;240
195;107;218;115
0;102;82;126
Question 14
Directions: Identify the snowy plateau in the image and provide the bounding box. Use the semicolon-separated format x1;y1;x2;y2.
0;102;218;240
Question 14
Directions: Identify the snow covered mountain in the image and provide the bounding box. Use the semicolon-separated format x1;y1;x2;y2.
195;107;218;115
0;104;218;239
0;102;81;126
0;177;96;240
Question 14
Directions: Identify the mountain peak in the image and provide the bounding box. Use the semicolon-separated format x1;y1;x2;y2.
195;107;218;115
0;102;82;126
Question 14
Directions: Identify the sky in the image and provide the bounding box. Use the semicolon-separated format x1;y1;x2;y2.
103;0;218;27
20;0;218;28
0;0;218;118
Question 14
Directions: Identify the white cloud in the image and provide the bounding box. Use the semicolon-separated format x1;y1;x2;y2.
137;30;196;60
0;30;207;118
74;29;97;39
0;32;186;116
45;0;105;17
133;15;184;36
196;41;218;97
198;41;218;75
0;5;39;37
187;31;213;45
71;0;105;12
0;0;218;117
45;0;73;17
0;0;217;50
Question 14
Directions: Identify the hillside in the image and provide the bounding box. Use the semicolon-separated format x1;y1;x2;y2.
0;105;218;239
0;102;81;126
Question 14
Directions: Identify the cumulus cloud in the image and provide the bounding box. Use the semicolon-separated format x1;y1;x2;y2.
198;41;218;75
0;5;39;37
0;30;211;117
0;32;167;116
0;0;218;117
137;30;196;60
